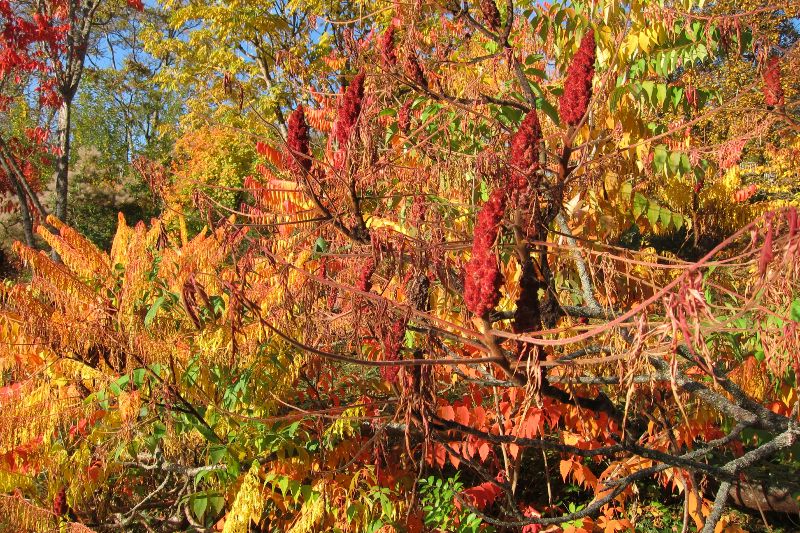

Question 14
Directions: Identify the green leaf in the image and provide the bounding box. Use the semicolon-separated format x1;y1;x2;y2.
191;494;208;522
367;520;384;533
633;192;648;218
131;368;146;388
656;83;667;107
288;479;301;499
672;212;684;230
659;207;672;227
538;97;560;126
144;296;166;328
524;53;543;65
109;374;129;395
671;86;683;109
525;67;548;79
641;81;655;102
653;145;668;170
194;418;218;443
647;203;661;226
620;181;633;200
420;103;442;122
668;152;682;174
498;105;522;124
680;153;692;174
790;299;800;322
209;444;227;464
346;503;360;522
208;494;225;518
313;237;329;254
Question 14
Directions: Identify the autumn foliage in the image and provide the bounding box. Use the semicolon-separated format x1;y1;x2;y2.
1;0;800;532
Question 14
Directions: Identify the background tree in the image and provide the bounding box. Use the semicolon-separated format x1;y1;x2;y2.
0;0;60;245
143;0;381;134
68;3;181;247
1;0;145;233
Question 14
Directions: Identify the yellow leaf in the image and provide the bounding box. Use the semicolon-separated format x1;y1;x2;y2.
223;462;264;533
638;31;651;53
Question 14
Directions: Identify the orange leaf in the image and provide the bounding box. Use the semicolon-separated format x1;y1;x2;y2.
432;443;446;468
449;452;461;469
438;404;455;421
478;441;491;462
455;405;470;425
472;406;486;428
560;459;573;482
522;410;543;438
256;141;286;170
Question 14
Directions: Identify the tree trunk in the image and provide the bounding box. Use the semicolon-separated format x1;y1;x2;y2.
55;98;72;223
12;180;36;248
0;153;35;247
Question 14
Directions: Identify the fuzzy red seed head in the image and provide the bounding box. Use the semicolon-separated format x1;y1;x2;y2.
464;253;504;318
408;194;428;225
403;54;427;89
286;105;311;174
509;111;541;190
398;98;413;132
333;72;366;148
380;319;406;383
480;0;502;32
464;189;507;317
762;56;784;108
559;29;596;126
380;26;397;67
53;487;67;516
357;257;376;293
471;188;506;252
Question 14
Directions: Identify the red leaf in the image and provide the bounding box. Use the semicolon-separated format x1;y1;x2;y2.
465;436;477;459
0;383;23;406
470;389;483;407
87;464;102;482
521;505;542;533
406;510;424;533
427;443;447;468
461;479;503;511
